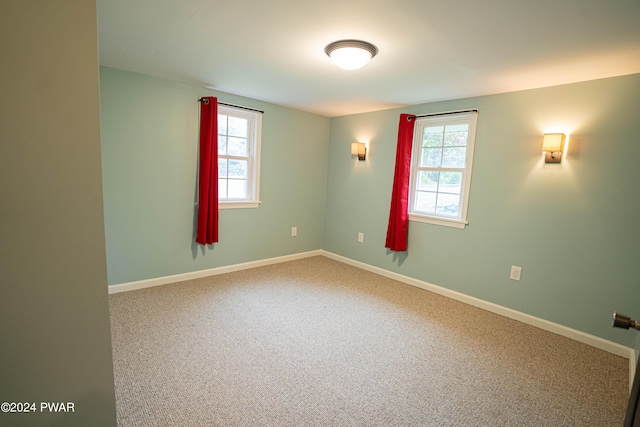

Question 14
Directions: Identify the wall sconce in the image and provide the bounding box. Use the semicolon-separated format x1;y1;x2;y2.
351;142;366;161
542;133;565;163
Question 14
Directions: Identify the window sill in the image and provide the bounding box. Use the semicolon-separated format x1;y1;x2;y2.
219;201;261;209
409;213;467;229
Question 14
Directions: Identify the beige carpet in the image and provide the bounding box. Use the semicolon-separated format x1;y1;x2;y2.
109;256;628;426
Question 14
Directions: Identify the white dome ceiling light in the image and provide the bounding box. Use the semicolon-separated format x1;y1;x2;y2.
324;40;378;70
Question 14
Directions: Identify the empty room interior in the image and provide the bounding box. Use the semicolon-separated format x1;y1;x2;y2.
3;0;640;426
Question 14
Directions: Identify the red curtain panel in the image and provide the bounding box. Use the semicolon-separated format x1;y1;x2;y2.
385;114;415;252
196;97;219;245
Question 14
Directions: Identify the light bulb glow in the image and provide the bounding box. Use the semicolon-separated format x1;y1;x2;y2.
330;47;372;70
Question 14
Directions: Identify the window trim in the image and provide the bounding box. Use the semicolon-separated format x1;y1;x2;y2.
217;105;262;208
219;201;261;209
408;110;478;229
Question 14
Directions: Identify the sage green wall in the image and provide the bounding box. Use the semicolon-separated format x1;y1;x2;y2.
324;74;640;348
0;1;117;426
100;63;640;348
100;67;329;285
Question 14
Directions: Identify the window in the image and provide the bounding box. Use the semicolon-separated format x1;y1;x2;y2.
409;111;478;229
217;106;262;208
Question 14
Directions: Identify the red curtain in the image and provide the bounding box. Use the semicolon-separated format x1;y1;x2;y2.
385;114;416;252
196;97;219;245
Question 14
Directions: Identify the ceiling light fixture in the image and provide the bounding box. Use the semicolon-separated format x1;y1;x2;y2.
324;40;378;70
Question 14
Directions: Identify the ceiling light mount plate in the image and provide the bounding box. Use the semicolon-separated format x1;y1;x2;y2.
324;40;378;58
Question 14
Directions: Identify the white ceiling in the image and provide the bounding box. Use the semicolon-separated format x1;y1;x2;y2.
96;0;640;117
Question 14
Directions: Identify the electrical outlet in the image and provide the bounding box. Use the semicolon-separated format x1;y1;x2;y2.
510;266;522;281
358;232;364;243
291;227;297;237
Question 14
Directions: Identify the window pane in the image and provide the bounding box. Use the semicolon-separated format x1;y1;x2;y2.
228;116;248;138
409;112;477;225
442;147;466;168
218;159;228;177
228;137;247;157
228;159;247;178
218;178;227;199
415;191;436;213
216;106;261;205
218;114;228;135
439;172;462;194
422;147;442;167
422;126;444;147
436;193;460;216
228;179;247;199
218;136;227;155
443;124;468;146
417;171;438;191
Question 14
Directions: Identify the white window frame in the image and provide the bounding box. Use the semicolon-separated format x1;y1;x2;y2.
217;105;262;209
408;110;478;229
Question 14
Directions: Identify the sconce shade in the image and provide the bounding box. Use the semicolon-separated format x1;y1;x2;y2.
325;40;378;70
542;133;566;163
542;133;565;152
351;142;366;161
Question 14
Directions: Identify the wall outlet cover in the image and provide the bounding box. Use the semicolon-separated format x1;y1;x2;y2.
510;266;522;281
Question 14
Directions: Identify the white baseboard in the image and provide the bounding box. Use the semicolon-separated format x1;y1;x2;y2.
107;250;323;294
319;250;636;387
107;249;635;387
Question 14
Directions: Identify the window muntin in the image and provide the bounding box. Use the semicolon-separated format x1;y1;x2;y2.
409;111;477;228
217;106;261;208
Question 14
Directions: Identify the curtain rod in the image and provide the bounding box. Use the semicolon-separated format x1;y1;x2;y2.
408;109;477;120
198;98;264;114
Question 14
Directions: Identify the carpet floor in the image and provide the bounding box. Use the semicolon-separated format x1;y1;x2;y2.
109;256;628;426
